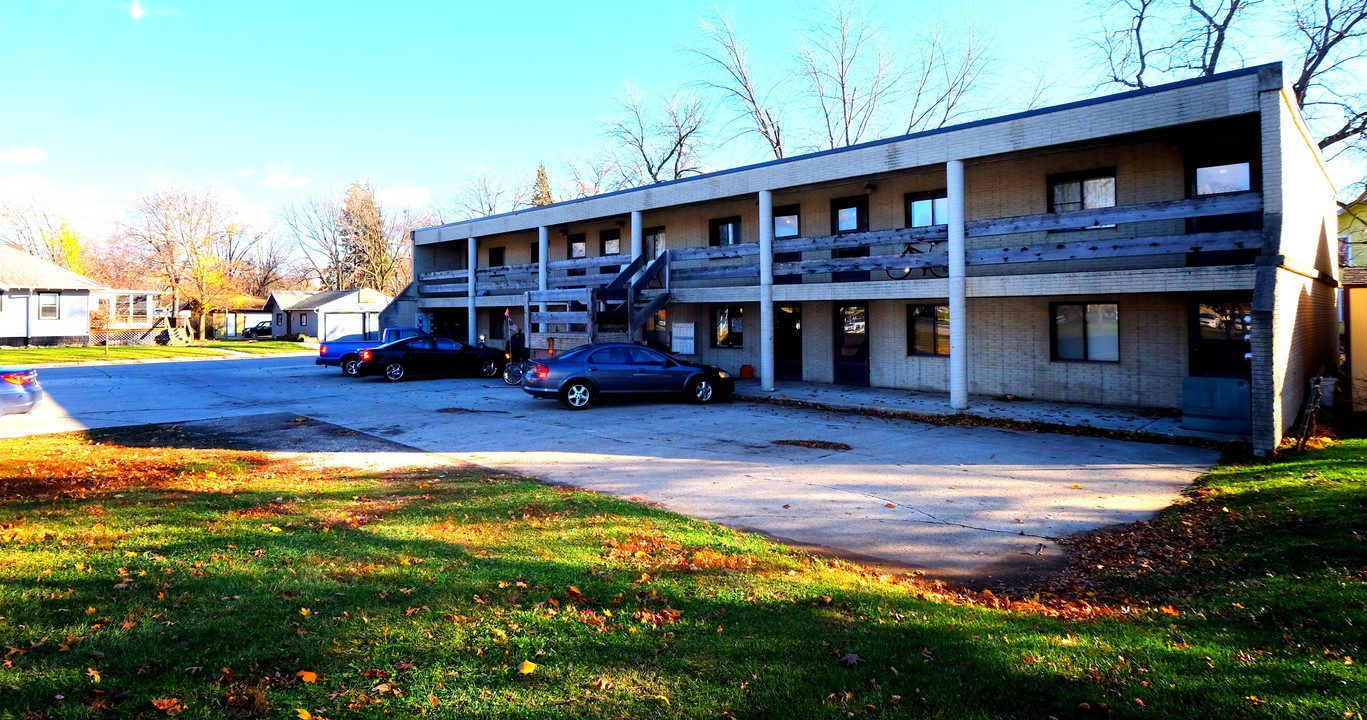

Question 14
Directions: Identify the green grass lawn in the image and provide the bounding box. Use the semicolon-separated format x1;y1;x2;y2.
0;342;310;364
0;429;1361;719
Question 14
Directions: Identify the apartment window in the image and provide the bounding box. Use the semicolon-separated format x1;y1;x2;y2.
709;217;742;246
567;233;587;277
907;304;949;356
529;241;540;264
489;310;506;340
599;229;620;274
831;196;869;233
1051;302;1119;362
712;305;744;348
1048;169;1115;214
831;196;870;281
488;246;505;267
1194;162;1252;196
644;226;666;258
38;292;59;320
906;190;948;227
774;204;800;238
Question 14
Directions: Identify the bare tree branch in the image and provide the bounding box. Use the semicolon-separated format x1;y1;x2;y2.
692;7;786;158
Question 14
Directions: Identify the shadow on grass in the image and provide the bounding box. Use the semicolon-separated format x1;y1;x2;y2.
0;462;1359;719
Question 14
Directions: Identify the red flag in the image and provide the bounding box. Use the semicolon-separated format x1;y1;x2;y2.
504;307;510;317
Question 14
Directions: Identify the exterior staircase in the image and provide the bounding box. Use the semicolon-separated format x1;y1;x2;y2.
526;250;670;354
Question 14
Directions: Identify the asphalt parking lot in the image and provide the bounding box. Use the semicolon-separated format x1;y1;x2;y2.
3;356;1219;583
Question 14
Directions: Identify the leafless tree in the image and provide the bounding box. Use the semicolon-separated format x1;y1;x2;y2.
691;1;993;157
1088;0;1367;201
120;185;245;339
561;150;622;198
452;166;523;219
1287;0;1367;153
797;1;901;149
281;193;349;290
606;85;709;186
692;8;787;158
901;21;994;133
238;232;309;297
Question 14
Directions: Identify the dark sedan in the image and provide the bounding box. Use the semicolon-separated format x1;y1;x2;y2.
0;367;43;415
355;336;504;381
522;342;734;409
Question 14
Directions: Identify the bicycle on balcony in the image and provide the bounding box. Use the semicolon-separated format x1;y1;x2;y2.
885;241;948;280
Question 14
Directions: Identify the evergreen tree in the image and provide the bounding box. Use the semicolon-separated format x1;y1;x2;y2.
530;164;554;206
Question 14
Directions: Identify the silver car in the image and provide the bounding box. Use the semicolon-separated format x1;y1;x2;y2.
0;367;43;415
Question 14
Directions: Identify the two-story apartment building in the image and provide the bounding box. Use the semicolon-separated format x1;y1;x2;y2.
407;64;1339;455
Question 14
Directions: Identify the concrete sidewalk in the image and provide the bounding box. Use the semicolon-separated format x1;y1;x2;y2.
733;381;1245;447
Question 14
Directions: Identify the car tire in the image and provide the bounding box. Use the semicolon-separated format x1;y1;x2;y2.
384;362;406;382
688;377;716;404
341;357;361;377
480;359;501;378
560;380;593;410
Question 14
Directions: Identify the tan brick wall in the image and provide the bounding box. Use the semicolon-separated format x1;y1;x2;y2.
966;294;1188;407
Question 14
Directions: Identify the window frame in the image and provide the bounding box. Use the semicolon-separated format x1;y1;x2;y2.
830;195;869;234
906;303;950;357
709;216;743;246
488;246;505;268
711;304;744;348
567;233;587;277
1046;168;1116;230
599;229;621;274
37;292;59;320
905;189;949;228
1050;302;1120;363
773;204;800;239
529;241;540;265
300;313;308;327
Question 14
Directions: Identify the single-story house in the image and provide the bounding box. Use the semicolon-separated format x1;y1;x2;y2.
406;63;1339;455
0;244;160;347
262;289;390;341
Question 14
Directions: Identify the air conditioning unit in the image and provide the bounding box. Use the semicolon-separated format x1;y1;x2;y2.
671;322;696;355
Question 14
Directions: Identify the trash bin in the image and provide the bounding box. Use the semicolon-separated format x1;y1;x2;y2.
1319;377;1338;406
739;364;755;379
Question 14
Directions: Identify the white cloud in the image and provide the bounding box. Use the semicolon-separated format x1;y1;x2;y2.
129;0;145;20
0;146;48;166
263;171;311;187
377;186;432;209
232;168;255;178
78;184;105;198
0;175;60;199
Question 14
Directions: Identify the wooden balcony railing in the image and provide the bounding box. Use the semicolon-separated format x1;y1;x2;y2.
417;192;1263;296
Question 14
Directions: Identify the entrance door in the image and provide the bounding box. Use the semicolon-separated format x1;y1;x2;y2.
775;305;803;381
834;304;869;386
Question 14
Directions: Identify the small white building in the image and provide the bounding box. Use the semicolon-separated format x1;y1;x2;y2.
0;244;112;346
263;289;390;341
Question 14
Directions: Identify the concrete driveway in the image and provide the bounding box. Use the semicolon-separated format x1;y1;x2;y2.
2;356;1219;583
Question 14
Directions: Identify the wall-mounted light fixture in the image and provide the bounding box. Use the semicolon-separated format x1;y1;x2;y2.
864;183;878;194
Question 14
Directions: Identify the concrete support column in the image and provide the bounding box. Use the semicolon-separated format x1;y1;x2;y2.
947;160;968;410
759;189;775;392
630;211;643;262
467;236;478;345
537;226;549;333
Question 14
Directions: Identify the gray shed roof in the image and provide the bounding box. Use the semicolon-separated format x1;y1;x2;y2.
267;289;390;312
0;244;110;291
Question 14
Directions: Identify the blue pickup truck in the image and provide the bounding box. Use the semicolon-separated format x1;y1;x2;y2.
317;327;426;376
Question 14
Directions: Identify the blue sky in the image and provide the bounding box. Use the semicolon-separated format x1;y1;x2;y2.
0;0;1305;239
